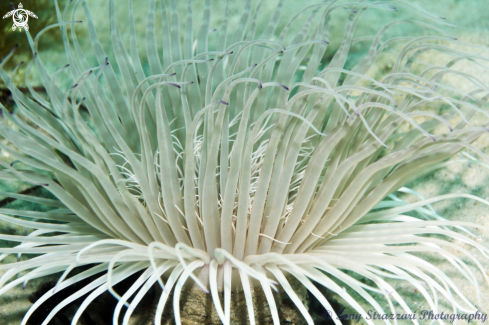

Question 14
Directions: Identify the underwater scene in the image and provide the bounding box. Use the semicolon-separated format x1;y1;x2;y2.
1;0;489;324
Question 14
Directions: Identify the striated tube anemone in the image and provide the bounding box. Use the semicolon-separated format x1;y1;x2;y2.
0;0;489;324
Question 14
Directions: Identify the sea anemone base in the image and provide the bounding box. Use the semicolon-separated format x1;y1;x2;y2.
148;276;308;325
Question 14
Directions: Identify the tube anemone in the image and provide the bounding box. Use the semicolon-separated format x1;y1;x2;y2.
0;0;488;324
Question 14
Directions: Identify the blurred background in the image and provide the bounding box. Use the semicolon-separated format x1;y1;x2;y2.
1;0;488;90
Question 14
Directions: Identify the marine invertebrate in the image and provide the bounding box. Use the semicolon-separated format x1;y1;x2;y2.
0;0;489;324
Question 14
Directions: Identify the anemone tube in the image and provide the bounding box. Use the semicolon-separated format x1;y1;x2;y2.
0;0;489;324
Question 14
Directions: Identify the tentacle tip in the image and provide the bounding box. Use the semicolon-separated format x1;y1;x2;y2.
439;16;446;20
34;52;38;57
323;40;329;44
430;136;436;142
253;63;258;67
452;37;458;41
77;20;83;23
228;51;234;55
208;58;214;62
82;97;86;101
449;127;453;132
170;72;177;76
42;184;49;187
89;70;93;75
259;83;263;89
65;64;70;68
71;84;78;89
19;61;24;66
13;44;19;50
218;100;229;106
22;283;26;290
280;84;289;91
